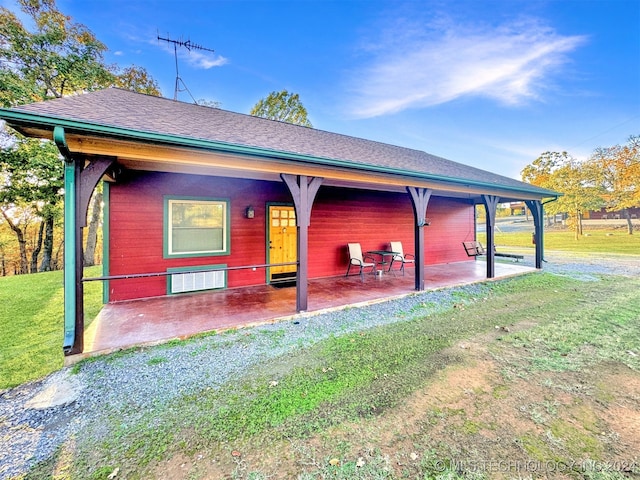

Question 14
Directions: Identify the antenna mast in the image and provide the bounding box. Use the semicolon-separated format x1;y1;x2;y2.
157;34;215;103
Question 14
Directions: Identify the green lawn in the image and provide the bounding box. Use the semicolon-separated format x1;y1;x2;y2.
0;266;103;390
478;229;640;254
1;229;638;390
27;272;640;479
3;254;640;478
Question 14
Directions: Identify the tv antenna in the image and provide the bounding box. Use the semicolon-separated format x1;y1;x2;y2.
157;34;215;103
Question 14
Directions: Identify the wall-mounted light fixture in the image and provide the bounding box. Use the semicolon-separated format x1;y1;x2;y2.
245;205;255;219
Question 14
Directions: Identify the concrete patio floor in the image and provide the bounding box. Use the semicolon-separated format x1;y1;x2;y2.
80;259;535;358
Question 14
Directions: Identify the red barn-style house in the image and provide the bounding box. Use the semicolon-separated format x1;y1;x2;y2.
0;89;558;355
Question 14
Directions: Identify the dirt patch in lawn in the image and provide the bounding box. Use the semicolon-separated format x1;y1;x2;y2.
151;327;640;479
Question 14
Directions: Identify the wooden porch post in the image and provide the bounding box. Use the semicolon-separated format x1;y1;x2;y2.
482;195;500;278
78;157;117;227
281;174;323;312
407;187;432;291
72;157;116;355
525;200;544;269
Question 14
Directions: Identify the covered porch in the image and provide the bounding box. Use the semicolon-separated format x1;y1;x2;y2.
0;89;558;358
79;259;534;358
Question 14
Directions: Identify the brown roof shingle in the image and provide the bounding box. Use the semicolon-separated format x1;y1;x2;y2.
6;88;556;197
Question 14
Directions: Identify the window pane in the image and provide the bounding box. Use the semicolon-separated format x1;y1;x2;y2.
171;202;223;228
172;227;223;253
168;200;227;255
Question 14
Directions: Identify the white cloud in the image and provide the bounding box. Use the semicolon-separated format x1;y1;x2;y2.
348;17;586;118
155;39;228;70
182;49;228;70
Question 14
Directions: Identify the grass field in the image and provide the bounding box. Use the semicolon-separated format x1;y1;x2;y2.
478;228;640;254
1;227;638;391
2;240;640;478
24;272;640;479
1;228;638;390
0;266;102;390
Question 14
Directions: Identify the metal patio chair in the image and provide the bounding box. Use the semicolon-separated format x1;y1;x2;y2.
346;243;376;281
388;241;415;275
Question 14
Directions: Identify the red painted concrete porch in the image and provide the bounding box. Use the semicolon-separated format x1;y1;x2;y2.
81;260;534;357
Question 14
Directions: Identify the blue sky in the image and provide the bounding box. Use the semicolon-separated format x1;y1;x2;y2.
5;0;640;179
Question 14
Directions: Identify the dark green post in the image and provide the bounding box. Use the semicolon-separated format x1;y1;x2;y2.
407;187;432;291
55;126;84;355
525;200;544;269
482;195;500;278
281;174;323;312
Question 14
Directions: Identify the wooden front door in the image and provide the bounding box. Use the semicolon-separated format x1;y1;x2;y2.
268;205;297;282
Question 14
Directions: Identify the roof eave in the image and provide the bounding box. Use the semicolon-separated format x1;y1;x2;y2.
0;108;560;200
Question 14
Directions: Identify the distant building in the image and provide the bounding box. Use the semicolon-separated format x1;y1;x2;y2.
585;207;640;220
507;202;527;216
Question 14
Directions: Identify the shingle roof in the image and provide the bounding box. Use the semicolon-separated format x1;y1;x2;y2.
5;88;556;198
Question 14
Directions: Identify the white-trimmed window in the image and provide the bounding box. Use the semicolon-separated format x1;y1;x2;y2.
165;197;229;257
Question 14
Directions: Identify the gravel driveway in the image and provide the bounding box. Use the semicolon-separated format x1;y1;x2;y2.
1;251;639;480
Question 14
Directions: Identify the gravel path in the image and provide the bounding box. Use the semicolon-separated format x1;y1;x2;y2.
1;252;639;479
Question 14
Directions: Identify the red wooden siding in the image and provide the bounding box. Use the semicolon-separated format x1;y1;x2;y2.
107;172;475;301
108;172;291;301
307;187;474;278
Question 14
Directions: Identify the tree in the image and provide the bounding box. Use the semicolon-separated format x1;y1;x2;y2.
250;90;313;127
522;151;603;240
0;137;63;272
197;98;222;108
1;0;161;271
112;65;161;97
589;135;640;234
0;0;114;103
0;0;161;104
0;206;32;274
83;185;102;266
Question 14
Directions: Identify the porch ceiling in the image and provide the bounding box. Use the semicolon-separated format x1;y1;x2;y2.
105;143;549;203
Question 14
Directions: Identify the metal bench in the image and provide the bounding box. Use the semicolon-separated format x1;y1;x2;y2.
462;241;524;262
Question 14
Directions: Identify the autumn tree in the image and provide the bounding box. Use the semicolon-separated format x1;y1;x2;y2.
112;65;160;97
0;137;62;272
589;135;640;234
0;234;9;275
0;0;112;102
522;151;603;240
521;151;565;226
250;90;313;127
0;0;160;103
0;0;160;271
